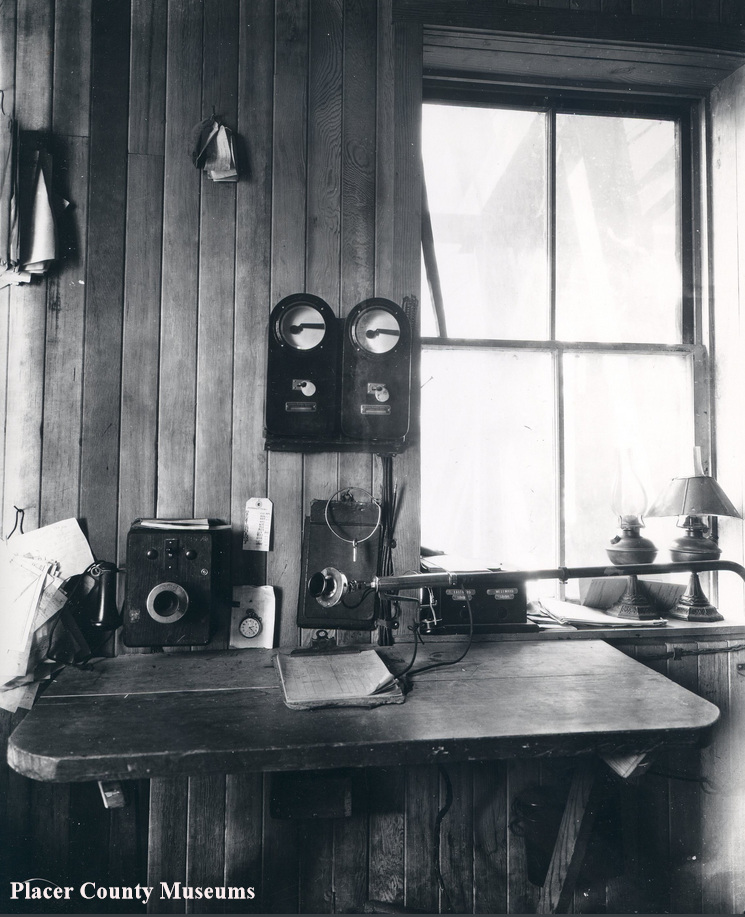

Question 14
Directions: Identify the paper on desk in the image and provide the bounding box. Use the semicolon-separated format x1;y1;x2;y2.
10;517;94;580
537;599;667;627
277;650;396;704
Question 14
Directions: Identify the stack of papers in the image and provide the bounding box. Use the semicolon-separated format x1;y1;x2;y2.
0;519;94;712
191;116;238;182
274;650;404;710
529;598;667;628
136;518;211;530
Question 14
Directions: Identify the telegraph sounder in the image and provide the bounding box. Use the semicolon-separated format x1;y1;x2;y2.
341;298;412;440
266;294;339;436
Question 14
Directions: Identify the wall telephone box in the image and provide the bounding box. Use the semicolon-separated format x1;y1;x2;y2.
123;522;231;647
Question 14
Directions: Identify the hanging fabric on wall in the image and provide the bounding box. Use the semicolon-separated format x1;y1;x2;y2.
190;114;238;183
0;132;64;289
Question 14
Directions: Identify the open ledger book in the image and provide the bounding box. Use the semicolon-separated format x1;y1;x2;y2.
274;649;405;710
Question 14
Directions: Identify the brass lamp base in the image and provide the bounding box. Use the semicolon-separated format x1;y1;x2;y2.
668;572;723;622
608;575;659;621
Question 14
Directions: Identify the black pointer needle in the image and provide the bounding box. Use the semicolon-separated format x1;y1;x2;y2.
366;328;400;338
289;323;325;333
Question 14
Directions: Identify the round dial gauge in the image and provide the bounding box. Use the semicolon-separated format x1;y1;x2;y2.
352;308;401;354
277;303;326;351
239;613;263;639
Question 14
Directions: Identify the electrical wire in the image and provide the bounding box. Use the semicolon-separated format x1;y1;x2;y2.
402;585;475;680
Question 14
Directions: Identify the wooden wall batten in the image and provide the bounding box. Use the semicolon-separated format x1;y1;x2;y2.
5;1;745;914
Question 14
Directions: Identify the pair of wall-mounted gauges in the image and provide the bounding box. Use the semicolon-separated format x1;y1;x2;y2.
266;294;412;442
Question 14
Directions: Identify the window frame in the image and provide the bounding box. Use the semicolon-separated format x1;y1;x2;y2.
420;80;712;575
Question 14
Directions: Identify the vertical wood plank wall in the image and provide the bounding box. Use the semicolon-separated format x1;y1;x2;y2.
2;1;745;914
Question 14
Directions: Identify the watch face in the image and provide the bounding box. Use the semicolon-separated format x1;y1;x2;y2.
239;614;262;639
277;303;326;351
352;307;401;354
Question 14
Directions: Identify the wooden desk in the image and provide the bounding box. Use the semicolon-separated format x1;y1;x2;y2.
7;640;719;914
8;640;718;783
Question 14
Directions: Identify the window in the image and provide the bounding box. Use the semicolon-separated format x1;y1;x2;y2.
420;91;703;590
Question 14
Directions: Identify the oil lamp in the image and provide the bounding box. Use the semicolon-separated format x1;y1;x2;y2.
606;449;658;620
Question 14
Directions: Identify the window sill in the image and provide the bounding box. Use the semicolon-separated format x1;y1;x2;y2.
412;614;745;644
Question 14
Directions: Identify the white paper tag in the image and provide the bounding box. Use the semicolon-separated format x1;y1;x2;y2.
243;498;273;552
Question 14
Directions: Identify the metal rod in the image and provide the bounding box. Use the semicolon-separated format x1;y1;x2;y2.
372;560;745;592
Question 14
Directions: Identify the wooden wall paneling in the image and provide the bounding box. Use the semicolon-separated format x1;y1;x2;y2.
130;0;168;158
473;761;508;914
404;765;440;912
600;0;632;12
540;0;571;9
506;759;541;914
297;0;341;894
230;0;273;588
261;4;308;910
108;781;151;912
118;0;167;581
3;712;33;884
148;778;189;915
268;0;308;650
262;778;300;915
662;650;703;915
691;0;718;20
194;0;239;656
389;21;421;637
0;0;16;538
69;781;111;911
440;762;474;913
727;642;745;912
185;775;227;914
634;644;673;914
157;0;203;519
711;66;745;606
0;710;12;887
80;0;131;563
662;0;693;17
697;643;734;913
570;0;601;10
631;0;661;15
194;0;239;531
337;0;378;651
224;773;263;914
39;131;89;526
117;155;164;599
301;0;342;653
14;0;53;131
374;0;395;303
367;767;405;907
3;0;53;535
721;0;745;26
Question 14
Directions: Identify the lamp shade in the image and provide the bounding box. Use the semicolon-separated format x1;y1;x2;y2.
647;475;741;519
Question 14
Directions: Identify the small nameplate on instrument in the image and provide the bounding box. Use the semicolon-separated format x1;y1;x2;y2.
487;588;519;600
445;588;476;601
285;402;317;412
360;404;391;415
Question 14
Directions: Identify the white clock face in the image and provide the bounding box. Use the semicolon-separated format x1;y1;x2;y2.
352;307;401;354
239;614;262;639
277;303;326;351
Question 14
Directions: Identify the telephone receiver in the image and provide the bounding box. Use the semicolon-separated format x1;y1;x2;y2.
64;561;121;630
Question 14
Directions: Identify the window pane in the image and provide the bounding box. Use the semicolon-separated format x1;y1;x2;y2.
422;104;549;340
421;348;556;570
563;352;694;569
556;114;680;344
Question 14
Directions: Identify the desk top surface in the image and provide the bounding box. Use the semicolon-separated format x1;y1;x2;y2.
8;641;719;782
